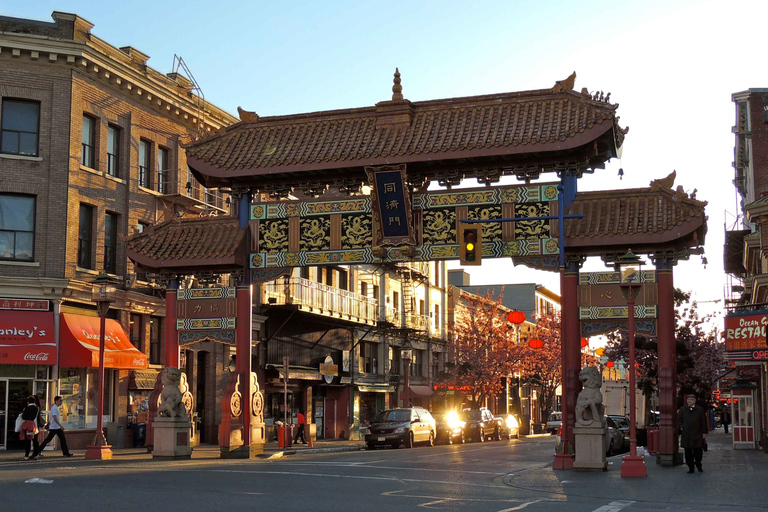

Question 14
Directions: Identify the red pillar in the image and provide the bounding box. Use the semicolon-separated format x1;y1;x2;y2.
554;261;580;470
236;284;253;446
164;284;179;368
656;259;681;465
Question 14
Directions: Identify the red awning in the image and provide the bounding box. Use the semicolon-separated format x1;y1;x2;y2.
59;313;148;369
0;311;57;364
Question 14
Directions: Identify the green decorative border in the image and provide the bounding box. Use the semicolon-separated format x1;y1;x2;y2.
579;305;658;320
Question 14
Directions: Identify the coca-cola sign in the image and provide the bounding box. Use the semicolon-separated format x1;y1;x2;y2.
0;310;57;365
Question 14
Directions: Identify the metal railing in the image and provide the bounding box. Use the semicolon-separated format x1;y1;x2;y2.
158;171;227;211
384;306;429;330
262;277;377;324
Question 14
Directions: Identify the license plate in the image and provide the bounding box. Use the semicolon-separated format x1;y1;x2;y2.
378;437;385;442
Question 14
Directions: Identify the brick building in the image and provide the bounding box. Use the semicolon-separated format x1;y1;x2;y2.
0;11;236;450
723;88;768;450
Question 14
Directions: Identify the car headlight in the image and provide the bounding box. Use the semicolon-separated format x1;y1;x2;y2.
506;415;518;429
447;411;462;430
394;427;407;434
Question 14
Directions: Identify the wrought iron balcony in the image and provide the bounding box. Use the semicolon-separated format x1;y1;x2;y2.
159;169;228;213
262;277;377;325
385;306;429;331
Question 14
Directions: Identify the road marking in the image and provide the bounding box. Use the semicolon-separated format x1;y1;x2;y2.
203;468;511;488
25;477;53;484
382;490;551;510
273;461;506;475
496;501;545;511
590;501;635;512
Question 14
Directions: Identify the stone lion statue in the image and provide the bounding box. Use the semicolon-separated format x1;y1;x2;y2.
158;367;186;419
575;366;605;427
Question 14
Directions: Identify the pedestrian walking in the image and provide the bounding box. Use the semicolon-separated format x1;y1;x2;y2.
678;393;708;473
722;408;731;434
294;409;307;444
19;396;40;461
36;396;72;457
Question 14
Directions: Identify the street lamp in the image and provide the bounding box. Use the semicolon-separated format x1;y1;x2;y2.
616;249;647;478
85;272;117;460
401;347;412;407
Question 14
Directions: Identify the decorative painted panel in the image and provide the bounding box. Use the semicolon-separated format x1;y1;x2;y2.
341;213;372;249
249;180;561;269
300;216;331;251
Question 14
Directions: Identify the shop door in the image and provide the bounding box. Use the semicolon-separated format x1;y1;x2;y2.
314;398;324;440
733;394;756;449
0;381;5;449
6;380;33;450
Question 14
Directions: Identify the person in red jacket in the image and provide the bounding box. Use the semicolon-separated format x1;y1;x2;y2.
294;410;307;444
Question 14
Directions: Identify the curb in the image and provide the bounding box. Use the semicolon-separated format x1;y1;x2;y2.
284;445;363;456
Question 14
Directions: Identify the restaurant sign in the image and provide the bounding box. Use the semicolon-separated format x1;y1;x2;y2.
724;311;767;361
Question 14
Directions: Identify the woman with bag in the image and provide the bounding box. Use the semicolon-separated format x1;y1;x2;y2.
19;395;40;461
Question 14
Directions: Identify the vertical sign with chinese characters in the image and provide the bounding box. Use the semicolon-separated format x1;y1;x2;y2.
176;287;237;345
366;164;416;247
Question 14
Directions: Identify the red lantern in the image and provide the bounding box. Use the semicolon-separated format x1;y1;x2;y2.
606;361;615;368
580;337;589;348
507;310;526;324
528;338;544;349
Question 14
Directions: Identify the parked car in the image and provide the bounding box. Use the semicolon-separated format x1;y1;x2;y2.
495;413;520;439
608;414;631;448
461;408;504;442
605;415;626;455
365;407;436;449
434;411;466;445
546;411;562;434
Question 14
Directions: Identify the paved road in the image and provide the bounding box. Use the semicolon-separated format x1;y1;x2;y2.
0;433;765;511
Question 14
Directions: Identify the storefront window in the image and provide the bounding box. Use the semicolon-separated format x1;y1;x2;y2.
59;368;113;429
149;316;161;364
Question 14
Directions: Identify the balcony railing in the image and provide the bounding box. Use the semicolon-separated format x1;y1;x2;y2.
159;170;228;212
262;277;377;325
385;306;429;330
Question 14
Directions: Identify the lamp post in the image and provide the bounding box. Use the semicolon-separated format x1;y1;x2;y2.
85;272;117;460
616;249;647;478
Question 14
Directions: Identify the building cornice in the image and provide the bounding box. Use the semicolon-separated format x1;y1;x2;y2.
0;33;236;133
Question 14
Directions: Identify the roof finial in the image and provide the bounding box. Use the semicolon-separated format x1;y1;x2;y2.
392;68;403;101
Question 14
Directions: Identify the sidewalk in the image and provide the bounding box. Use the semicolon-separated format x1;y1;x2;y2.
0;437;364;463
509;429;768;510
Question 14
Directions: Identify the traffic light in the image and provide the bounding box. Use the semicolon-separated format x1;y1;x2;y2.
458;223;482;266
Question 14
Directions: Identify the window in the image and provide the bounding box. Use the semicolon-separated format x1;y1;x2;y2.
360;282;368;297
434;304;440;330
157;146;169;193
410;350;421;377
81;115;95;168
136;221;149;234
0;194;35;261
1;99;40;156
104;212;117;274
78;204;93;268
139;140;151;188
107;125;120;177
359;342;376;374
129;314;143;351
149;316;161;364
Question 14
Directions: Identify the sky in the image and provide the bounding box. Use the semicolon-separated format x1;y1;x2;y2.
7;0;766;328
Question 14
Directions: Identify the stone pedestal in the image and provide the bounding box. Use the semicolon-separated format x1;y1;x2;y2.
220;421;266;459
152;417;192;459
573;425;607;471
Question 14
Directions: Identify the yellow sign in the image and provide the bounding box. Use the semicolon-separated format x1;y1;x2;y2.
320;363;338;376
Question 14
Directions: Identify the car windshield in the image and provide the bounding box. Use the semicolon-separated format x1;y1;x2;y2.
611;417;630;429
462;411;482;420
373;410;411;423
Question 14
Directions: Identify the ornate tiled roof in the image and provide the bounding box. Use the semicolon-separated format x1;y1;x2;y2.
125;216;246;272
186;75;624;181
565;186;707;251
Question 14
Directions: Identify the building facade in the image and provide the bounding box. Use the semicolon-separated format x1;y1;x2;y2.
723;88;768;450
0;11;236;450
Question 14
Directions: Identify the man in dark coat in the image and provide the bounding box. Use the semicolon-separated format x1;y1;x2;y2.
678;394;708;473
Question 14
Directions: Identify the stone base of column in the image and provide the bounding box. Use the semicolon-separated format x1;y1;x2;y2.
573;425;607;471
621;454;647;477
84;444;113;460
553;453;574;470
152;418;192;459
220;423;266;459
657;451;684;466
